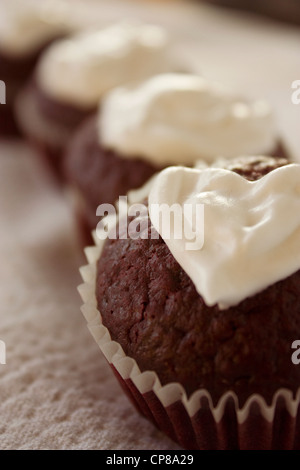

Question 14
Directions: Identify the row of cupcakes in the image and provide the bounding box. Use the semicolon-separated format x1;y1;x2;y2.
2;2;288;237
2;1;299;450
1;1;287;173
67;27;299;449
68;47;298;447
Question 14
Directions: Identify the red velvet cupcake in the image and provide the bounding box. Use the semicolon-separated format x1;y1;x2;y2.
15;22;173;178
0;0;72;137
79;157;300;449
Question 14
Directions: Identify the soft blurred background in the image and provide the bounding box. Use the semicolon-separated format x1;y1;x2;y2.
0;0;299;450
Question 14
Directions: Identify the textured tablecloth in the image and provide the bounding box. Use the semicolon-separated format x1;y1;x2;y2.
0;0;299;450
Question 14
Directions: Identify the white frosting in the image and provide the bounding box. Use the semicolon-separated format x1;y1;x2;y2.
0;0;71;57
37;22;171;109
148;165;300;309
100;73;277;165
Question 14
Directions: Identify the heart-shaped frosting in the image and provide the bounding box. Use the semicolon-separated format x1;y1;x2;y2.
148;165;300;309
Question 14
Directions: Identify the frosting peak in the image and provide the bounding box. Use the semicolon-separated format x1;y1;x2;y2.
37;22;171;108
148;165;300;309
100;73;277;165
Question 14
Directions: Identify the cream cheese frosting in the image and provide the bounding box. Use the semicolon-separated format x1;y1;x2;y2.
37;22;171;109
100;73;277;165
148;165;300;309
0;0;71;57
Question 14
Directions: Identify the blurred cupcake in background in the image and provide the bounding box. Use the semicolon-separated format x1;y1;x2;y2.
0;0;72;137
64;72;287;243
15;22;174;178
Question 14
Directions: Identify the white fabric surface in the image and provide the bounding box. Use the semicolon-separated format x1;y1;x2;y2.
0;0;299;450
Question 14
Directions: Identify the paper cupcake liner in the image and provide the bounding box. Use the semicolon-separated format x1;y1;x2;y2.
78;231;300;450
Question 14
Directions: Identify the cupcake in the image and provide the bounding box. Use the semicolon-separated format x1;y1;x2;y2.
79;155;300;450
0;0;72;137
15;22;173;177
64;73;287;242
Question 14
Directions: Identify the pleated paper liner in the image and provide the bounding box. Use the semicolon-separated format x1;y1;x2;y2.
78;233;300;450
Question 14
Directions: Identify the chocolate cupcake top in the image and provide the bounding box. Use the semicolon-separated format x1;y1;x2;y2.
36;22;172;109
100;73;278;165
0;0;71;58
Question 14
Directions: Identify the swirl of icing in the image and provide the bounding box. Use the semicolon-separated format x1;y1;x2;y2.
100;73;277;164
37;22;171;108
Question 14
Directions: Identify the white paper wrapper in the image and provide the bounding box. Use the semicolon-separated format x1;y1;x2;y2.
78;231;300;450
